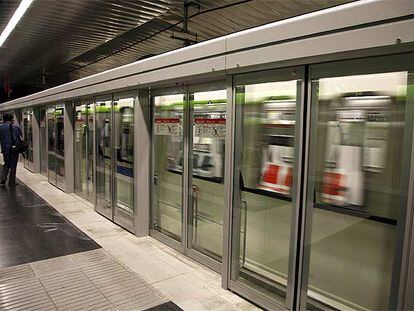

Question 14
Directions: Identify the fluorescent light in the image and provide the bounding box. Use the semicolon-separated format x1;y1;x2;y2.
0;0;34;47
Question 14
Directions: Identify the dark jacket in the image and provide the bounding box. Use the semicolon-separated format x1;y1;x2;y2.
0;122;22;154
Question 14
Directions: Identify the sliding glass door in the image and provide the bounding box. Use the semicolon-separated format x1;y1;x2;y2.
151;82;227;269
113;92;135;231
229;67;304;308
94;92;135;231
227;54;414;310
39;107;47;176
22;108;34;172
152;89;185;243
74;99;94;202
188;84;227;264
46;104;65;190
302;54;414;311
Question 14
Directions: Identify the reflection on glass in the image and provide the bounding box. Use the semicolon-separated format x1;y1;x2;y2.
40;108;47;176
190;89;226;261
55;106;65;188
232;77;299;304
95;99;112;213
114;97;134;222
23;109;34;169
47;106;56;185
307;71;411;310
23;109;33;169
153;93;185;242
74;101;94;201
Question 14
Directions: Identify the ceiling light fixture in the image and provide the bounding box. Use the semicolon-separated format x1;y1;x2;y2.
0;0;34;47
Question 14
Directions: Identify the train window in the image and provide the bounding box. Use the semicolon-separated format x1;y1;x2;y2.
306;68;413;310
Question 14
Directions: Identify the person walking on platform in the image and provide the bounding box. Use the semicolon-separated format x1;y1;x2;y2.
0;113;22;187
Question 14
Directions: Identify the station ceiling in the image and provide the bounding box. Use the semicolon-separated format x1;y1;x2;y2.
0;0;353;100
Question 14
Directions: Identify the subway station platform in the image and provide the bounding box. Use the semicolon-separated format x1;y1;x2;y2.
0;164;258;311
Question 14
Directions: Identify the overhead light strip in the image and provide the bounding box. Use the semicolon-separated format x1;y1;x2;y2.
0;0;34;47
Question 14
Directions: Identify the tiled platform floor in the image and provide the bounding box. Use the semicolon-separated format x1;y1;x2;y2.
0;249;171;310
11;164;259;311
0;166;100;268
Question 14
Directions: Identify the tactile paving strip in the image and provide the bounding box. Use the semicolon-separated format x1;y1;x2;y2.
0;249;169;311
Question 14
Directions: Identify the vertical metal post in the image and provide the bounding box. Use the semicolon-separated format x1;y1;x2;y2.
222;75;236;289
111;94;115;220
64;101;75;193
186;89;194;250
395;72;414;309
284;67;309;309
93;98;97;207
295;68;318;310
182;86;190;252
32;106;41;173
135;88;151;237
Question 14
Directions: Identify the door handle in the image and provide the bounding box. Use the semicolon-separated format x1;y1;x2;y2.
192;184;200;245
241;199;248;267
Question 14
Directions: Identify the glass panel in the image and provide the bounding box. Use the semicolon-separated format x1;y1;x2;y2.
47;106;56;185
190;88;226;261
75;102;88;197
114;95;134;226
306;66;413;310
56;105;65;189
87;104;94;201
39;108;47;176
27;110;34;170
232;72;301;305
153;93;185;242
95;98;113;216
22;110;29;168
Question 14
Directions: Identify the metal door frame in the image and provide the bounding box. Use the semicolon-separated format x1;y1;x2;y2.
150;85;187;253
186;81;227;272
150;81;228;272
39;107;48;177
74;99;94;202
46;104;57;187
112;90;137;232
222;66;307;310
93;91;137;233
297;52;414;310
22;108;35;172
94;94;114;219
55;103;66;191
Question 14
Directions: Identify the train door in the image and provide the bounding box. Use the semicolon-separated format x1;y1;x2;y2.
228;67;304;309
39;107;48;176
74;99;94;203
94;93;135;231
151;82;227;270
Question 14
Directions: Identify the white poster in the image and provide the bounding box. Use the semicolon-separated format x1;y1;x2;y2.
194;118;226;139
154;118;180;136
